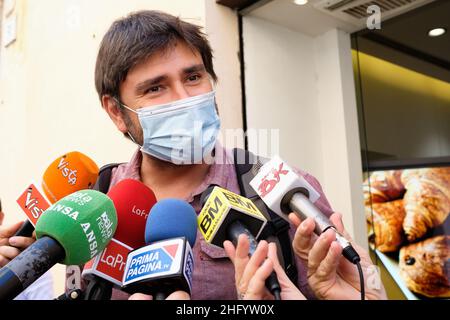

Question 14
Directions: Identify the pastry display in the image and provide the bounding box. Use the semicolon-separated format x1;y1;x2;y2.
399;235;450;298
364;166;450;298
401;168;450;242
366;200;406;252
363;170;405;205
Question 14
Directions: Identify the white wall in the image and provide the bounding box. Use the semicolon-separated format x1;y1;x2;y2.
314;29;366;248
0;0;207;221
0;0;209;297
205;0;244;148
243;16;325;183
243;16;367;248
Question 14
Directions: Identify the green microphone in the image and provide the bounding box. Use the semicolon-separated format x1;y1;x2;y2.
0;190;117;300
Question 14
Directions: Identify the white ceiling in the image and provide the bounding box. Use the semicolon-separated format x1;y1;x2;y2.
248;0;437;37
249;0;358;36
246;0;450;86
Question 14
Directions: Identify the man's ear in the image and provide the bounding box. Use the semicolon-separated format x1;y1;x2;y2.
102;95;128;134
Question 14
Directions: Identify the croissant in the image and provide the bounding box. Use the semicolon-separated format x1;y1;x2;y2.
363;170;405;205
365;200;406;252
399;235;450;298
401;168;450;242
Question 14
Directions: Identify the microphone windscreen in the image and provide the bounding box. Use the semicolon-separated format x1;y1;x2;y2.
107;179;157;249
145;199;197;248
42;151;99;203
35;189;117;265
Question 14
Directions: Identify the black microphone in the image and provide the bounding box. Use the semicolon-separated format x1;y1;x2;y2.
14;221;35;237
198;186;282;300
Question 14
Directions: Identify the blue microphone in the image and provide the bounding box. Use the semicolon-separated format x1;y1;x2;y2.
145;199;197;248
122;199;197;299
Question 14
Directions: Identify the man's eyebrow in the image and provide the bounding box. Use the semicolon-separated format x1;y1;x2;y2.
134;65;206;95
182;64;206;75
135;75;167;94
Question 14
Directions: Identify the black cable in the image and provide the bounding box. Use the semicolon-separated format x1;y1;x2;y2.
356;261;365;301
265;271;282;300
273;289;282;301
341;242;365;301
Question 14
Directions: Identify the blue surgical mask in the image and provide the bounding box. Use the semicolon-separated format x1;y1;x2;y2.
119;91;220;164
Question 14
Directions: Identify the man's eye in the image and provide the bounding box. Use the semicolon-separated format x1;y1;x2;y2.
187;74;201;82
148;86;162;93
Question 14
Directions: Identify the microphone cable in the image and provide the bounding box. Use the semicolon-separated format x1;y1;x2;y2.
356;261;365;301
342;244;365;300
265;272;282;300
273;289;282;301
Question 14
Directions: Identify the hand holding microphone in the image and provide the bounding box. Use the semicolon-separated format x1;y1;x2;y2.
290;212;387;300
198;186;283;300
249;156;360;263
0;222;36;267
224;234;305;300
250;155;386;300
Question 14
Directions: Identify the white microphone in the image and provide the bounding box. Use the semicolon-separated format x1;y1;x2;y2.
250;155;360;264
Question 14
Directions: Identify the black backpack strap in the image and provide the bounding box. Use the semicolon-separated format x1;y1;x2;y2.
93;163;122;194
232;148;298;284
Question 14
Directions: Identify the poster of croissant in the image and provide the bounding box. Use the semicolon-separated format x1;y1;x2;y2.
364;167;450;299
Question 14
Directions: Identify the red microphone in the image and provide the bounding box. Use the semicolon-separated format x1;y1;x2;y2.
107;179;156;249
82;179;157;296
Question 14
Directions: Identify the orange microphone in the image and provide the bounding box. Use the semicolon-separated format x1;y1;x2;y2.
16;151;99;236
41;151;99;203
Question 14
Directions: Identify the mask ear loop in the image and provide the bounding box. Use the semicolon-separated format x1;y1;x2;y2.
127;131;140;146
210;76;216;88
207;77;219;116
204;78;220;163
112;96;142;147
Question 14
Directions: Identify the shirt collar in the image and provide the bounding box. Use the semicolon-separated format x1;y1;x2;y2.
124;141;236;202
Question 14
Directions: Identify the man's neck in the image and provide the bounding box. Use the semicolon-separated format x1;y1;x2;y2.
140;153;211;201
